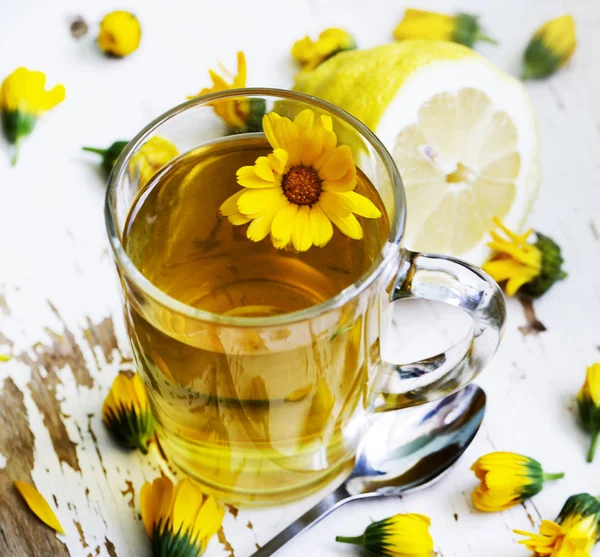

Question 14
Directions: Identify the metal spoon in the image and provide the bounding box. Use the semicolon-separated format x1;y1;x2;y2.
252;384;486;556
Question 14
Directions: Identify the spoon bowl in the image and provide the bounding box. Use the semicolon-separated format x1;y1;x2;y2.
252;384;486;556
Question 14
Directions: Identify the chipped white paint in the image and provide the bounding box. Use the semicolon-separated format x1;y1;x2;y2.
1;0;600;556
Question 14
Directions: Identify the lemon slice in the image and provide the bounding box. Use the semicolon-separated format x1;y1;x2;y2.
294;41;539;264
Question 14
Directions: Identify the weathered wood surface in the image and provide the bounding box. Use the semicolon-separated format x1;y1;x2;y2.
1;0;600;555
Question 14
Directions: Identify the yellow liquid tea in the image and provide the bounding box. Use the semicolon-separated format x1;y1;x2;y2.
123;135;390;503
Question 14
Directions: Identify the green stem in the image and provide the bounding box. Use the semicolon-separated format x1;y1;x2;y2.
476;32;498;46
335;535;363;546
543;472;565;481
588;431;599;463
136;438;149;455
11;139;20;166
82;146;106;155
521;66;538;80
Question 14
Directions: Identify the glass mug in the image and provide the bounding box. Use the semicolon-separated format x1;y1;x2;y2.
105;89;505;505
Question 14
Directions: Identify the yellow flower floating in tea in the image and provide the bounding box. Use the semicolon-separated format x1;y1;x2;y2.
523;15;576;79
129;136;179;187
291;28;356;71
188;51;265;133
0;67;65;165
98;11;142;57
515;493;600;556
83;136;177;184
482;218;566;298
14;481;65;535
336;512;434;556
141;476;224;557
393;9;496;47
220;109;382;251
102;372;155;454
577;363;600;462
471;452;564;512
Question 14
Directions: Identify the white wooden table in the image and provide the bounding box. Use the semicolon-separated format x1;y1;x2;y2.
1;0;600;555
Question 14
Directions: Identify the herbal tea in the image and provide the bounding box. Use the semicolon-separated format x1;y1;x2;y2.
123;135;390;503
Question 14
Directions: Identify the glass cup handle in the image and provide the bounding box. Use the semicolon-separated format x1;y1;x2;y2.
373;248;506;412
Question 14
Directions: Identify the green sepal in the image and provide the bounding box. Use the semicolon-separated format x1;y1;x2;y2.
518;457;545;500
517;457;564;500
359;515;404;557
104;405;154;454
1;110;37;144
323;37;357;64
523;37;562;79
152;522;204;557
557;493;600;541
241;98;267;133
454;14;497;48
578;392;600;461
520;233;567;298
2;110;37;165
82;140;129;176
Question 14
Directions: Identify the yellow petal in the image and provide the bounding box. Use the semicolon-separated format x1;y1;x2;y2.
140;476;174;537
247;211;278;242
584;364;600;406
301;131;322;168
321;164;356;193
292;206;313;251
318;145;353;181
237;166;277;189
237;188;285;217
274;117;301;166
42;84;66;111
234;51;247;87
195;496;225;549
271;202;298;247
268;149;289;175
320;204;363;240
318;190;354;215
262;112;282;149
254;156;275;181
308;205;334;247
14;481;65;535
229;212;251;225
171;478;204;535
220;190;244;217
342;191;382;218
293;109;315;129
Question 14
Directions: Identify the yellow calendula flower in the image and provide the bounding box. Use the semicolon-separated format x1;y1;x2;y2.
515;493;600;556
393;9;496;48
220;109;382;251
471;452;564;512
1;67;65;165
336;513;434;556
578;363;600;462
140;476;224;557
98;11;142;57
188;52;265;132
523;15;576;79
102;372;154;454
292;28;356;71
128;136;179;187
482;218;566;298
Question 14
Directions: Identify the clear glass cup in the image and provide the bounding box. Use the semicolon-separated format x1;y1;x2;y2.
105;88;505;505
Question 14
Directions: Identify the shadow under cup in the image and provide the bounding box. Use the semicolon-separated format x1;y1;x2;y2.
105;89;505;505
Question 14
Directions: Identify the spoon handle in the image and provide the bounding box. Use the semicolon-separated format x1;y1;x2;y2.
251;489;379;556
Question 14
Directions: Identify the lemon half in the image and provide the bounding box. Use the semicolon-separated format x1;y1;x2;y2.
294;41;539;264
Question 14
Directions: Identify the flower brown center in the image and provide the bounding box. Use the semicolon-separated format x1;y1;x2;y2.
282;166;322;206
